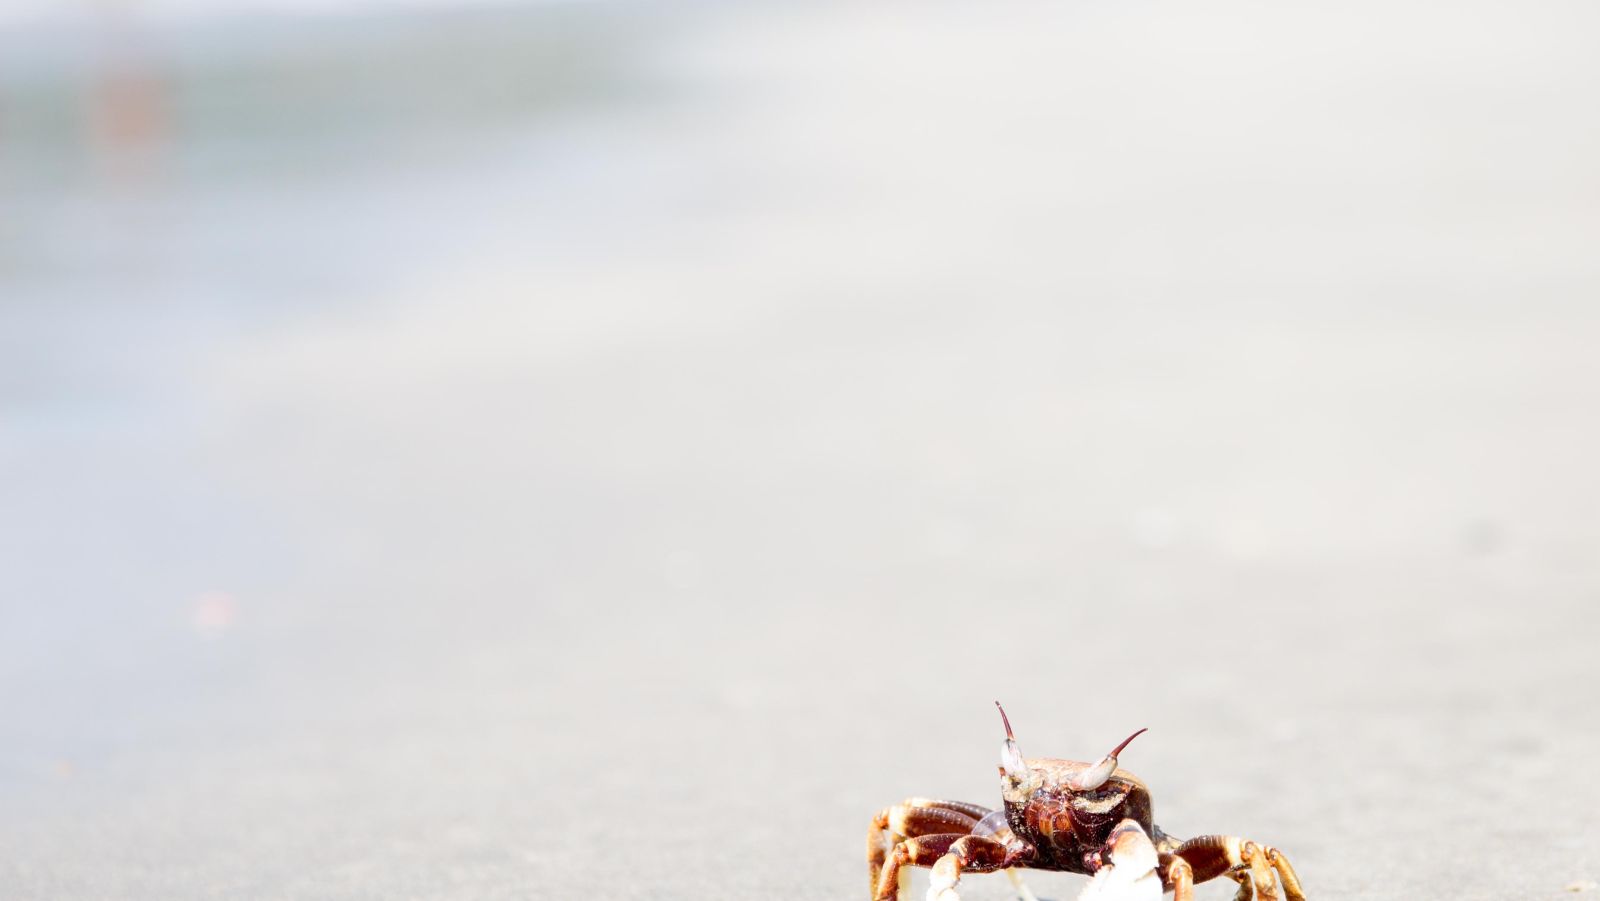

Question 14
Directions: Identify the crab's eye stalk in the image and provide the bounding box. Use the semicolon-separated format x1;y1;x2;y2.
1067;727;1147;792
995;701;1028;779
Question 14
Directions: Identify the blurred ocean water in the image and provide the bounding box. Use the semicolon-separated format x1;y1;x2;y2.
3;2;1600;898
1;0;663;812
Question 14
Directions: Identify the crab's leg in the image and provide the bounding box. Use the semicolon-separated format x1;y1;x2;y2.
877;834;1018;901
1005;869;1041;901
868;799;1040;901
1246;844;1279;901
1226;871;1254;901
1170;835;1306;901
869;800;984;895
1165;857;1195;901
876;833;963;901
906;798;993;821
1265;848;1307;901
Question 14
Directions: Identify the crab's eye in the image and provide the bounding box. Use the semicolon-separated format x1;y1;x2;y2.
1000;739;1027;778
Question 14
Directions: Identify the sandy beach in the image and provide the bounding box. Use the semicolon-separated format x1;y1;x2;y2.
2;2;1599;898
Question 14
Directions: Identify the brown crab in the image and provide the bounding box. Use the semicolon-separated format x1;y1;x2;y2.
866;703;1308;901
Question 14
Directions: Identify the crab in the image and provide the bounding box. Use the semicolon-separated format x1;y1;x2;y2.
866;703;1308;901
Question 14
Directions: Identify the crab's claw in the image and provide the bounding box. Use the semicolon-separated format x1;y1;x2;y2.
1077;819;1161;901
1066;727;1147;792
